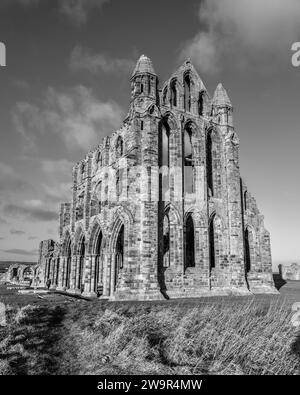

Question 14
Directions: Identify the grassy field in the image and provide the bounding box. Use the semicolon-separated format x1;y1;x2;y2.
0;280;300;375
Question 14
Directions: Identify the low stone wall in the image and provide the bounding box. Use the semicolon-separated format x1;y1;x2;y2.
0;272;7;284
279;263;300;281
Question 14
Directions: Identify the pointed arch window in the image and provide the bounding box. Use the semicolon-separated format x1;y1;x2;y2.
95;230;103;293
116;136;124;157
170;79;177;107
209;216;216;270
116;169;123;197
159;120;170;201
80;163;85;182
65;239;72;288
163;213;170;268
78;237;85;291
184;73;191;112
245;228;251;273
184;215;195;270
206;130;213;196
198;91;204;116
206;129;222;198
114;225;124;290
184;124;195;194
163;87;168;105
244;191;248;211
96;152;103;168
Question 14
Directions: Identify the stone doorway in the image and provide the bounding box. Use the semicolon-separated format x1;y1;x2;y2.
94;231;103;294
114;225;124;291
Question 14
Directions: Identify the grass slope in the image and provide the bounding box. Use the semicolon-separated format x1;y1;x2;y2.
0;295;300;375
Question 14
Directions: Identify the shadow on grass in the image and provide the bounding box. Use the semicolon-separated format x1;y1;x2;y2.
273;273;286;291
291;331;300;373
2;305;66;375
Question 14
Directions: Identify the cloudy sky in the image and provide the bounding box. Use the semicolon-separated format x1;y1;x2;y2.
0;0;299;269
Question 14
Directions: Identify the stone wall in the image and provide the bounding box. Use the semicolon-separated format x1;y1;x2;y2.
35;55;276;300
279;263;300;281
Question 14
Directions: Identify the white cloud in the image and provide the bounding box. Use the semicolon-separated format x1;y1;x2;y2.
12;85;125;152
70;46;135;75
180;0;300;73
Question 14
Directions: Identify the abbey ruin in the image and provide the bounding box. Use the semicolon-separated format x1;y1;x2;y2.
8;56;276;300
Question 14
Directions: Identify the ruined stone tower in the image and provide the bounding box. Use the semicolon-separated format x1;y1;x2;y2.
38;55;276;300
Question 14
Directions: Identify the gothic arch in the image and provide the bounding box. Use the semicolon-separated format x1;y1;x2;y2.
170;78;178;107
164;203;182;268
244;190;249;211
108;206;133;253
160;111;179;132
164;202;182;226
184;207;202;228
88;219;104;255
116;135;124;157
184;213;195;270
73;226;85;256
183;71;192;112
62;230;72;257
108;208;132;293
162;85;168;105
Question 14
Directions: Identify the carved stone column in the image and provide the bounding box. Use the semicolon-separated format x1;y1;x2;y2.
70;255;77;291
110;252;116;297
57;256;66;290
101;253;110;299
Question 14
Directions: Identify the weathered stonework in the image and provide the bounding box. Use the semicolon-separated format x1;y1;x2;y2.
6;263;37;287
279;263;300;281
13;56;276;300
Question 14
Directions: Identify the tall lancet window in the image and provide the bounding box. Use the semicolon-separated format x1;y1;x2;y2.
184;124;194;194
206;129;222;198
184;215;195;270
163;214;170;268
209;216;216;270
159;120;170;201
116;136;124;158
198;92;204;116
170;79;177;107
184;74;191;112
245;228;251;273
206;130;213;196
78;237;85;291
162;87;168;105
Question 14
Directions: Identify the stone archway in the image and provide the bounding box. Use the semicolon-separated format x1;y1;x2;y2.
88;221;104;295
184;214;195;271
77;236;85;292
64;237;72;289
114;224;124;291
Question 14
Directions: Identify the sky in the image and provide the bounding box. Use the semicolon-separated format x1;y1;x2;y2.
0;0;299;270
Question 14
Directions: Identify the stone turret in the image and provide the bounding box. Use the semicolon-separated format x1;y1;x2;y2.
131;55;158;107
212;83;233;126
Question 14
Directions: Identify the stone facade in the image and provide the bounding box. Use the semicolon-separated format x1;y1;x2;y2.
6;263;38;287
33;56;276;300
279;263;300;281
